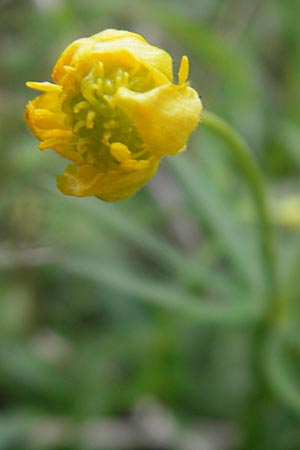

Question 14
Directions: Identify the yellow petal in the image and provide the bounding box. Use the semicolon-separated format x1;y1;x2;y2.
52;37;93;83
90;29;147;44
53;30;146;84
93;38;173;81
26;81;62;92
52;30;173;86
115;84;202;158
24;92;83;163
24;91;66;140
57;159;159;201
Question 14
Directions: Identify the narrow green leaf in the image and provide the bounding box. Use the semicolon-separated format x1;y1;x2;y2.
55;194;242;299
167;154;261;287
263;331;300;416
63;257;264;326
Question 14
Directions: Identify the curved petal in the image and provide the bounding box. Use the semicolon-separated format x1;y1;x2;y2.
89;30;172;82
53;30;146;84
57;159;159;201
24;91;66;141
26;81;62;92
24;92;83;164
115;84;202;158
90;29;147;44
93;38;173;81
52;37;93;84
52;30;173;86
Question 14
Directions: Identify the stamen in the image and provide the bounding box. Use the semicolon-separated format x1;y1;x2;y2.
110;142;131;163
43;129;73;139
115;74;123;90
122;71;129;86
123;159;149;170
81;74;106;113
114;68;127;90
103;119;117;130
64;65;76;73
86;153;97;165
62;61;149;166
73;120;86;134
96;61;104;77
131;148;147;159
103;94;114;108
39;139;64;150
86;110;96;128
102;131;111;145
77;138;88;154
104;79;114;94
178;55;189;85
74;101;89;113
97;78;103;93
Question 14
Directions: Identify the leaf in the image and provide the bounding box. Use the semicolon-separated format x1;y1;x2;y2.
167;154;262;288
263;331;300;416
63;256;263;326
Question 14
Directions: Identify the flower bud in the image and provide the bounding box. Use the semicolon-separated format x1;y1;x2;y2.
25;29;202;201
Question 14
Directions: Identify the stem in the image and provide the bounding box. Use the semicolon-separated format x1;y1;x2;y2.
201;111;282;448
201;110;278;300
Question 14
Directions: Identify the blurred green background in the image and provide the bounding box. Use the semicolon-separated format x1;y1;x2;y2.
1;0;300;449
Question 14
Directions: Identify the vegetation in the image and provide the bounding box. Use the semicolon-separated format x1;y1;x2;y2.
0;0;300;449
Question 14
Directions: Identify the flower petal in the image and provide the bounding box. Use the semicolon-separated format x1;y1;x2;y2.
24;91;65;140
57;159;159;201
115;84;202;158
93;38;173;81
26;81;62;92
90;29;147;44
52;30;173;86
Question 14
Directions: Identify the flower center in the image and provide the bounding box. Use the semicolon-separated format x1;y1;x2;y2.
61;61;154;169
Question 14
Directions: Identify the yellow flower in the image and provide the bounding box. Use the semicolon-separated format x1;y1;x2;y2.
25;29;202;201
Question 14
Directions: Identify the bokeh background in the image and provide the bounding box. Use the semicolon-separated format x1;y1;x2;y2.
1;0;300;449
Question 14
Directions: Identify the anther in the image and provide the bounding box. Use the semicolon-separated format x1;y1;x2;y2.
178;55;189;85
64;65;76;73
115;75;123;90
103;119;117;130
104;79;114;94
96;61;104;77
97;78;103;93
131;148;147;159
77;138;88;154
102;131;111;144
110;142;131;164
73;120;86;134
86;110;96;129
74;101;89;113
86;153;96;165
122;71;129;86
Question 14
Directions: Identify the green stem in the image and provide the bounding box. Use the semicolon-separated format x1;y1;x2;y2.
201;111;283;448
201;110;278;300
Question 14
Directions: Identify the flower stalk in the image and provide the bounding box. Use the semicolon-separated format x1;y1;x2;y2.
201;110;278;302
